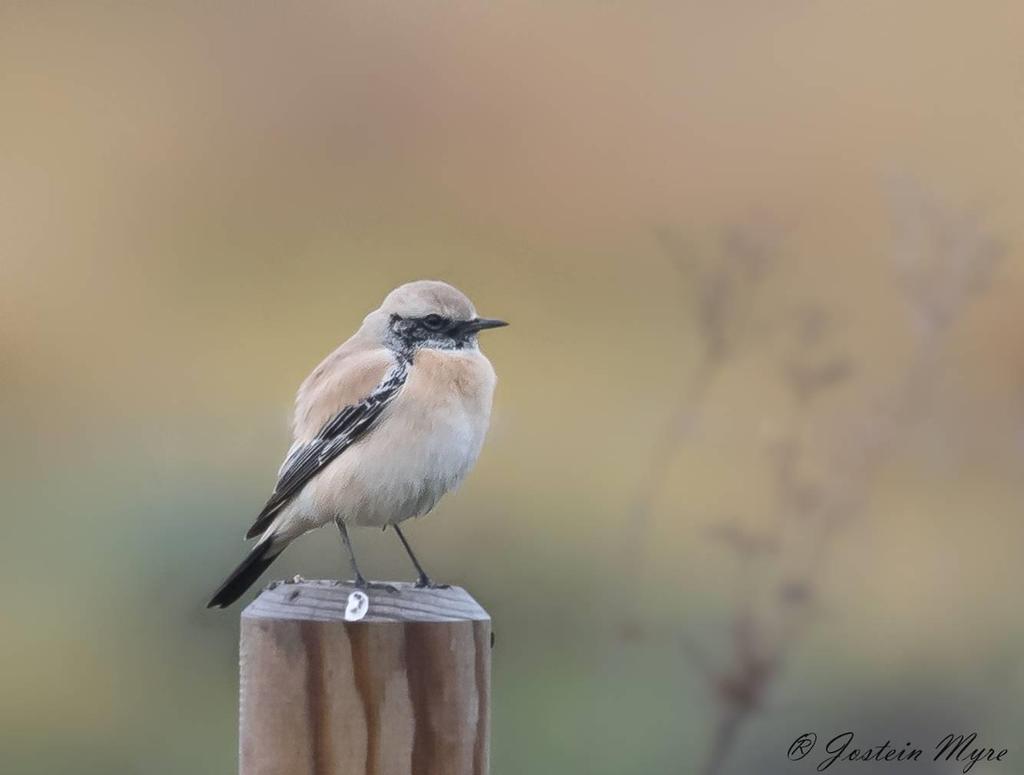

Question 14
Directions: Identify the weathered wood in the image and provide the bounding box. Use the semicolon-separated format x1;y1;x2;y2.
239;579;490;775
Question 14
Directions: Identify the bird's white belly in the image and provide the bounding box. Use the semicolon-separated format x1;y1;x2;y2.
294;400;485;530
275;348;496;538
350;402;483;526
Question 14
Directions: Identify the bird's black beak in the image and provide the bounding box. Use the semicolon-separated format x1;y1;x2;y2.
465;317;509;333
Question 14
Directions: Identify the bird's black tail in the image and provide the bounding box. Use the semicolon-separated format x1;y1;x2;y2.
207;539;282;609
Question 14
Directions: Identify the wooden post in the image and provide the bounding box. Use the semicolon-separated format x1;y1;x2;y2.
239;580;491;775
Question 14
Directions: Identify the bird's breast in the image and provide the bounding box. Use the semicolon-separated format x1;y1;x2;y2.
405;347;497;418
388;348;497;480
307;348;497;528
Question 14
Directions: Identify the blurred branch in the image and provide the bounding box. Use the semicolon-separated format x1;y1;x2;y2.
620;224;781;640
632;186;1001;773
629;226;781;529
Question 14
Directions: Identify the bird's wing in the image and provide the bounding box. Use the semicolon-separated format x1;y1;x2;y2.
245;359;410;539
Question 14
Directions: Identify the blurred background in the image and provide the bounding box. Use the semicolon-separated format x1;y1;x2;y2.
2;2;1023;773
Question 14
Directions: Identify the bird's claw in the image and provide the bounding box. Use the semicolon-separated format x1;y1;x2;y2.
335;578;399;593
415;576;450;590
344;581;395;593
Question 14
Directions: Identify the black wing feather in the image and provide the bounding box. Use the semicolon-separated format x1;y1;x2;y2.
244;361;409;539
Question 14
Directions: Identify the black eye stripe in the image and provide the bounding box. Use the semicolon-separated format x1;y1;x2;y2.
387;313;474;353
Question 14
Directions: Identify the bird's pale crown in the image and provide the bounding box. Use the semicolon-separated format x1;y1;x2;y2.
380;280;477;320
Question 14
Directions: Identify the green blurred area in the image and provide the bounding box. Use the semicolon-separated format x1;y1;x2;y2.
2;3;1023;773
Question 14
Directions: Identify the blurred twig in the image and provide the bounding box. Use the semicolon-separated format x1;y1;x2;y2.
632;184;1002;773
620;224;780;639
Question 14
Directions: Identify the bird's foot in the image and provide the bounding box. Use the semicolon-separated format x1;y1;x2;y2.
335;575;369;589
415;574;450;590
340;576;399;593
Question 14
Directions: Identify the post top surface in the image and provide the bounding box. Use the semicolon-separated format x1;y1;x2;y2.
241;579;490;623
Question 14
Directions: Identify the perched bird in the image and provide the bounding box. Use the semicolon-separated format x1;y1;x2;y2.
207;280;507;608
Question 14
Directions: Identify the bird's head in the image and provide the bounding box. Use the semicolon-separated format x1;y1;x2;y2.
372;280;507;354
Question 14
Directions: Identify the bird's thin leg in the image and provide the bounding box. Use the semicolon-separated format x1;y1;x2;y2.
335;519;399;593
392;523;448;589
335;519;368;589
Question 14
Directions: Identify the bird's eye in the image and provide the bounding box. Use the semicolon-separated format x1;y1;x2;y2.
423;314;445;330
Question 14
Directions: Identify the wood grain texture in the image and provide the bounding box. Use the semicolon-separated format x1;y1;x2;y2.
239;580;490;775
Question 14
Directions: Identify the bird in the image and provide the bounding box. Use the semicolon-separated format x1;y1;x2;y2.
207;280;507;608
